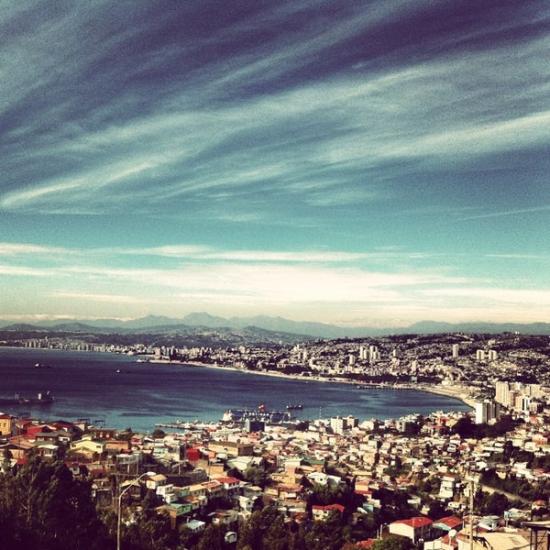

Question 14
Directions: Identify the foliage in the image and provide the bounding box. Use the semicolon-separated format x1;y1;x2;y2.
303;511;345;550
373;534;413;550
244;465;268;488
0;456;108;550
427;500;449;520
481;468;549;501
452;415;518;439
475;490;511;516
197;524;225;550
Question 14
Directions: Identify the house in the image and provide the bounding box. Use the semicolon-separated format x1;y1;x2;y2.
389;516;433;543
105;439;131;454
208;441;254;457
434;516;463;532
312;503;345;521
215;476;241;494
34;442;59;460
0;414;14;436
456;531;529;550
69;437;106;460
145;473;167;491
183;519;206;533
210;509;239;526
439;474;459;499
156;503;193;529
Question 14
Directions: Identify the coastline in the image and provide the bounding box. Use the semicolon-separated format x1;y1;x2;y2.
148;358;475;410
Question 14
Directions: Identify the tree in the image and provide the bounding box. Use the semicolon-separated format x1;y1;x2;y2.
373;534;413;550
0;456;108;550
482;492;510;516
197;524;225;550
263;515;289;550
428;500;448;520
304;511;343;550
244;465;267;488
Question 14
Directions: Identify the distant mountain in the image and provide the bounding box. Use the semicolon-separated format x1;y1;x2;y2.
1;314;549;338
1;323;45;331
121;315;184;330
182;312;231;328
0;320;310;346
407;320;550;335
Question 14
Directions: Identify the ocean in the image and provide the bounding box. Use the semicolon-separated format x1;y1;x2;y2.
0;347;470;431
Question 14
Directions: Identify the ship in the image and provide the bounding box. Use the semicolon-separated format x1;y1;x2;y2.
221;405;293;424
33;362;52;369
286;404;303;410
0;391;55;406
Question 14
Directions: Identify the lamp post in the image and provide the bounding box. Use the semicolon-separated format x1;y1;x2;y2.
117;471;156;550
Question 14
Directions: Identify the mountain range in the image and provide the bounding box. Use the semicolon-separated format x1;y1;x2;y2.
1;313;549;338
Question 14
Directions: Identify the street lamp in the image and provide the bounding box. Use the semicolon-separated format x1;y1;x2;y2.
117;471;156;550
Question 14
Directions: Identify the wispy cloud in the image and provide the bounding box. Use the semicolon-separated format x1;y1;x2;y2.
0;2;548;323
1;2;548;218
51;291;148;304
458;205;550;221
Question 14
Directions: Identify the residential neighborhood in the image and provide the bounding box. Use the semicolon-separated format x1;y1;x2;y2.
1;374;549;549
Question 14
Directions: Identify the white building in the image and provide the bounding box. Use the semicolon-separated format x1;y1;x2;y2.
474;400;500;424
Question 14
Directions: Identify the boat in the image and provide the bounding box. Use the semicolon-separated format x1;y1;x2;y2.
286;404;303;410
0;391;54;406
221;405;293;424
115;369;121;373
33;362;52;369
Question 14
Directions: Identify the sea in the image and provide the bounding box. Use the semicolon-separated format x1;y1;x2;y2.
0;347;470;432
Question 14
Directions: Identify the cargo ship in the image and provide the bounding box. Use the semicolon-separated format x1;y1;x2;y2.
221;404;293;424
0;391;55;406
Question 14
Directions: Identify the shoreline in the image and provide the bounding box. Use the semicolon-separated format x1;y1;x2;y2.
1;347;475;412
148;358;475;409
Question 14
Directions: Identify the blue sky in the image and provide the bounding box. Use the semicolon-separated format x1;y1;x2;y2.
0;0;549;326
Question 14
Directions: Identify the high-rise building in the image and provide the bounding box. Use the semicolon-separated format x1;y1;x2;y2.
487;349;498;361
476;349;486;362
474;400;500;424
452;343;459;358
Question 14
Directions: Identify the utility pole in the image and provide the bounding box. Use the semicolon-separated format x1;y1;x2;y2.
468;476;475;550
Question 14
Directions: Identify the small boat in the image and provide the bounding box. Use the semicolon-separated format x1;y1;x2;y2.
115;369;121;373
34;363;52;369
286;404;304;410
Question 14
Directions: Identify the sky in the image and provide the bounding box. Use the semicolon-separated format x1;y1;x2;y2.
0;0;549;327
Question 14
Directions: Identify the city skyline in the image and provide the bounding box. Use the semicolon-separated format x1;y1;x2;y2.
1;1;549;325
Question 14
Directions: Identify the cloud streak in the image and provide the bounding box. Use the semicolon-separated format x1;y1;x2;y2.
0;1;548;322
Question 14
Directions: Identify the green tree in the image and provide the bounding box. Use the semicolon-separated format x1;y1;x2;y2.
244;465;267;488
304;511;343;550
197;524;225;550
0;456;108;550
263;515;289;550
428;500;448;520
373;534;413;550
482;492;510;516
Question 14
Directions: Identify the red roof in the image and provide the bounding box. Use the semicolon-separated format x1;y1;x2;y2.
435;516;463;529
393;516;433;528
217;476;240;485
356;540;376;548
312;504;345;513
